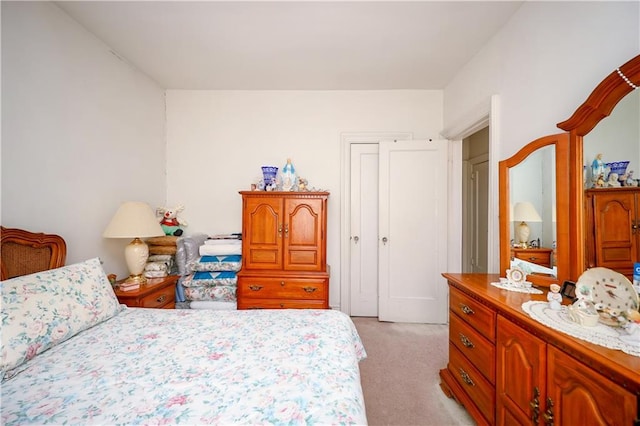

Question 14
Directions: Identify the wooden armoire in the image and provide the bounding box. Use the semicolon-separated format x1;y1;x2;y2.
585;187;640;279
237;191;329;309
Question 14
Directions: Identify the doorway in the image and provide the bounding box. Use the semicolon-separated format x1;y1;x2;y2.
462;127;490;273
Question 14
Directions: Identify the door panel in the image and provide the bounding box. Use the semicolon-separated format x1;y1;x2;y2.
496;316;546;426
284;198;325;271
472;160;489;272
350;144;379;316
378;139;449;323
243;197;283;270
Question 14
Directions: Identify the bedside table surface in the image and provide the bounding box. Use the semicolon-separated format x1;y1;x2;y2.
115;275;178;309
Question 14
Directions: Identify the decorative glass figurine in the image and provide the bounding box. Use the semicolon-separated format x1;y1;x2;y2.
281;158;296;191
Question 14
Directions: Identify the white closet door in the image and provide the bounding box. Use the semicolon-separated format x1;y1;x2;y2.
378;139;449;323
349;143;379;316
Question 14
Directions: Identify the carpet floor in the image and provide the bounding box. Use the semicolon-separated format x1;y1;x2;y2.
351;317;475;426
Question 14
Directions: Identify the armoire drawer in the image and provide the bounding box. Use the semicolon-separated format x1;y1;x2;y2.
449;312;495;383
237;276;328;301
450;286;496;342
237;299;327;310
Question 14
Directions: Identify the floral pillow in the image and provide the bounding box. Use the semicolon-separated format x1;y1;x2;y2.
1;257;123;376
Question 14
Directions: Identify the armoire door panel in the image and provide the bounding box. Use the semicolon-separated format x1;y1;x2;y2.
591;190;639;271
284;198;325;271
243;197;283;270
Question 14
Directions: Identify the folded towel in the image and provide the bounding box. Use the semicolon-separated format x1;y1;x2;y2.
204;239;242;246
144;270;168;278
199;243;242;256
145;262;168;272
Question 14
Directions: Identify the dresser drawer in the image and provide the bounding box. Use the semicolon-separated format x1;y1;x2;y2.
511;248;552;267
140;285;175;308
450;312;495;383
450;286;496;342
449;344;495;425
237;299;327;309
238;276;328;301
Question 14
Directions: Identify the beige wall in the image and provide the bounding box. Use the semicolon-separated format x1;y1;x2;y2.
1;2;166;279
165;90;443;307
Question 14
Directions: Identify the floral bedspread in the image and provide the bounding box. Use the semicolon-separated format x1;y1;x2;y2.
2;309;368;425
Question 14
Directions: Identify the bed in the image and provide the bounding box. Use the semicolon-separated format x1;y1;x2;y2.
1;257;368;425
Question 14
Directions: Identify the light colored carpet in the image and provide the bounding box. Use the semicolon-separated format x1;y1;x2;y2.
351;317;476;426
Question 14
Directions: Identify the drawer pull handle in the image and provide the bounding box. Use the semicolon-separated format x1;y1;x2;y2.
459;303;475;315
543;397;554;425
156;295;166;303
530;387;540;424
459;368;475;386
303;286;318;293
459;333;474;348
249;285;263;291
280;281;285;287
280;303;285;308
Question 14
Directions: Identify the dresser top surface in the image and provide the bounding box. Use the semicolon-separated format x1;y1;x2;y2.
443;273;640;392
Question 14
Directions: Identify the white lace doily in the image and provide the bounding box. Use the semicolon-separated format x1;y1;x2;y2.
522;301;640;357
490;282;543;294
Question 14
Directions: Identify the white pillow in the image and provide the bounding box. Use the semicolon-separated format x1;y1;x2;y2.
1;257;123;375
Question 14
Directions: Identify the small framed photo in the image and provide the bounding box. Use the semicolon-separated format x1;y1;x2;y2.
560;280;577;302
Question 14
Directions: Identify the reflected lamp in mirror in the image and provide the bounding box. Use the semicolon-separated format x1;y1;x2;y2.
513;201;542;247
103;201;165;285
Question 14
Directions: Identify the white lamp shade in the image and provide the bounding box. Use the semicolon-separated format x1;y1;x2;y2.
513;202;542;223
103;201;164;238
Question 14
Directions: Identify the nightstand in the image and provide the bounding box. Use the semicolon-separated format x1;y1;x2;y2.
114;275;178;309
511;247;553;268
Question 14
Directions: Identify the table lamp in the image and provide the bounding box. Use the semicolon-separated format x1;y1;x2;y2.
103;201;165;284
513;201;542;247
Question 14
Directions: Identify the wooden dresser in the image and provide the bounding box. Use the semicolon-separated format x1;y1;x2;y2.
237;191;329;309
440;273;640;426
114;275;178;309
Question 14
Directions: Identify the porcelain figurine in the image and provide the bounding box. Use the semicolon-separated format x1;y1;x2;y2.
591;153;606;186
547;283;563;310
281;159;297;191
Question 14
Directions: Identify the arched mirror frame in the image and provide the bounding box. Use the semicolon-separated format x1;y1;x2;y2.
557;54;640;280
499;133;570;288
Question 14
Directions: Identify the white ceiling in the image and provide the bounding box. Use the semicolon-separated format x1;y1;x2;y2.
55;1;523;90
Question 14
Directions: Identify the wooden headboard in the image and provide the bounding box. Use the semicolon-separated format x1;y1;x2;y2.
1;227;67;280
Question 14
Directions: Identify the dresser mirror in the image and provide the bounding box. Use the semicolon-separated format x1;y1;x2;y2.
499;133;570;287
557;54;640;280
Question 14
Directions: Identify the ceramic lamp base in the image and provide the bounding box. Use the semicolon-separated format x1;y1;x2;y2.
124;237;148;284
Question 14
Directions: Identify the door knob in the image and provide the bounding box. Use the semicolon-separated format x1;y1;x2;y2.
382;237;388;244
353;236;359;243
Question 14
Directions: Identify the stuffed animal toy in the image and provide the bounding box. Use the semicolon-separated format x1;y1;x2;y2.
157;204;188;236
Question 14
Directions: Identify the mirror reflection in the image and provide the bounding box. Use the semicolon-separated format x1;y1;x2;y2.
583;90;640;188
509;145;557;273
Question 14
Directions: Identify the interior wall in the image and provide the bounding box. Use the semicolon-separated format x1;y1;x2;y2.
165;90;443;308
1;2;167;279
446;2;639;158
444;1;640;271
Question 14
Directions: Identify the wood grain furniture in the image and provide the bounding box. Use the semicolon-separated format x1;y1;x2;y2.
439;273;640;426
558;54;640;281
1;226;67;280
585;187;640;280
498;133;570;288
511;247;553;268
237;191;329;309
114;275;178;308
